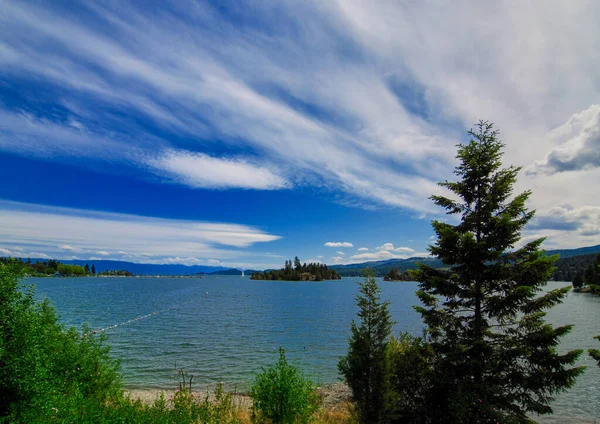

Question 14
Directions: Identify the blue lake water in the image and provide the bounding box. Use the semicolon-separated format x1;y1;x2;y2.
31;276;599;421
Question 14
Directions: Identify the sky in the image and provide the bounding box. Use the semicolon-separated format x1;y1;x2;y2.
0;0;599;269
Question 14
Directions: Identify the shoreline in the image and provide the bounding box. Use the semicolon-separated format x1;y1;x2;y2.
126;382;352;412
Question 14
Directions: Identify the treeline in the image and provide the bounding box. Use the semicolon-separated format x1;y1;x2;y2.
553;252;600;281
572;253;600;294
251;256;341;281
0;257;132;277
98;269;133;276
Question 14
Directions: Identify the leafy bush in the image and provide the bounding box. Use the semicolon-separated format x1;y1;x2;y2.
251;347;320;424
386;333;433;424
1;261;245;423
0;261;122;422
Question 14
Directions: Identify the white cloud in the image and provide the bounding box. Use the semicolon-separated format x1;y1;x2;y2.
59;244;77;251
316;255;323;259
336;251;345;255
0;1;452;211
149;150;289;190
376;243;415;253
529;205;600;237
341;243;421;264
0;0;598;243
357;247;369;252
324;242;353;247
0;248;12;255
528;105;600;175
330;256;345;264
305;258;322;264
0;200;280;264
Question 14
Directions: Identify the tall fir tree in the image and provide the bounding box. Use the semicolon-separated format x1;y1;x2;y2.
572;272;584;290
339;269;394;424
411;121;584;422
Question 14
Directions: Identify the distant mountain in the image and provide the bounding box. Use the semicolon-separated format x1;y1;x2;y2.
331;244;600;278
28;259;228;276
208;268;259;276
331;256;442;277
17;244;600;278
545;244;600;259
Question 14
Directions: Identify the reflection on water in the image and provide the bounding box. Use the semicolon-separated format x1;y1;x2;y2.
33;277;599;420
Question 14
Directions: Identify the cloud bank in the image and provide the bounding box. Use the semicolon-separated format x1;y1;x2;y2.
0;201;280;264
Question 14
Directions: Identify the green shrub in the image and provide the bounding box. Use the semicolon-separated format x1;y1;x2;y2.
0;261;122;422
386;333;433;424
251;347;320;424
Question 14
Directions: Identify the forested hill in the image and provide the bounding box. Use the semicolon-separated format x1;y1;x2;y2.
331;257;442;277
331;244;600;279
2;258;228;276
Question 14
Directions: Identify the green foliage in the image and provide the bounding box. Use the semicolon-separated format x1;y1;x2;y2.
572;272;584;290
251;347;320;424
383;267;411;281
57;263;87;276
583;254;600;294
16;384;241;424
251;257;341;281
410;121;584;422
0;262;122;422
553;252;598;282
98;269;133;276
338;269;394;424
590;336;600;368
386;333;433;424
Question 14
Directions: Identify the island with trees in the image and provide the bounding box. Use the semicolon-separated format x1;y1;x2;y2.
383;267;412;281
251;256;341;281
572;253;600;294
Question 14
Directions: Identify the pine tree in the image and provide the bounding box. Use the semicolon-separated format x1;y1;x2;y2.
339;269;394;424
572;272;584;290
91;264;96;275
84;263;90;275
411;121;584;422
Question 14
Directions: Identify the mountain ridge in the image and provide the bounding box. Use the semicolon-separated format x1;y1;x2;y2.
9;244;600;276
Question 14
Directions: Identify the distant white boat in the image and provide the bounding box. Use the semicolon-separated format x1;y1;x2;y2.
241;269;245;277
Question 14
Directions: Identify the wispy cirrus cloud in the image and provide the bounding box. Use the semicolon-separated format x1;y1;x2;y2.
0;0;451;211
0;0;599;250
0;200;280;264
149;150;288;190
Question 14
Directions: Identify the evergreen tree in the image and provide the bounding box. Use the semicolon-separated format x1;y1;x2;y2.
572;272;584;290
84;264;90;275
91;264;96;275
294;256;301;271
411;121;584;422
339;269;394;424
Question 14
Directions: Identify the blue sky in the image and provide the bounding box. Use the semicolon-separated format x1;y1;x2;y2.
1;1;599;269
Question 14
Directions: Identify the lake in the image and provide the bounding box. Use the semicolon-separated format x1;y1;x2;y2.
32;276;599;422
